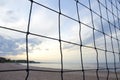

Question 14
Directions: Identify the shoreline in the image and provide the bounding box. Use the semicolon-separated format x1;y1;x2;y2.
0;63;120;80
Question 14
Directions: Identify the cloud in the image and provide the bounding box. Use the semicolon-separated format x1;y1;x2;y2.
0;1;17;23
62;16;120;52
63;44;75;50
0;0;6;7
0;0;119;63
0;36;20;55
30;7;58;38
0;0;29;32
0;35;41;56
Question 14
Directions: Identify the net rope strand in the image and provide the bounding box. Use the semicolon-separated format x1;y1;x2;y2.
75;0;85;80
31;0;120;43
110;0;118;79
76;0;120;32
58;0;63;80
115;0;120;62
105;0;118;80
104;2;116;79
0;0;120;80
1;67;120;73
97;0;109;80
32;0;120;34
25;0;33;80
1;25;120;55
88;0;100;80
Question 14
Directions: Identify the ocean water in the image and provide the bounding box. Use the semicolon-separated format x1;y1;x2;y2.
21;62;120;71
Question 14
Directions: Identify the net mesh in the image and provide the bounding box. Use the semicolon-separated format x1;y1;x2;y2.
0;0;120;80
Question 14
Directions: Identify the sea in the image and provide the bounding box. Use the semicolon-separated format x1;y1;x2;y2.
21;62;120;72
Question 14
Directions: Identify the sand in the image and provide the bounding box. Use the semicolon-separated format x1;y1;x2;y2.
0;63;120;80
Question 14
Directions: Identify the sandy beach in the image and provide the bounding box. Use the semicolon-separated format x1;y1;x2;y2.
0;63;120;80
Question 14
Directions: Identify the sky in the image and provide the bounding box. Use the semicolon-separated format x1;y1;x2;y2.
0;0;120;63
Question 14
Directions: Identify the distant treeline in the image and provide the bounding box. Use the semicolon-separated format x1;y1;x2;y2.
0;57;40;63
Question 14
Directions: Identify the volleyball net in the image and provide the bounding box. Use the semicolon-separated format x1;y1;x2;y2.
0;0;120;80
